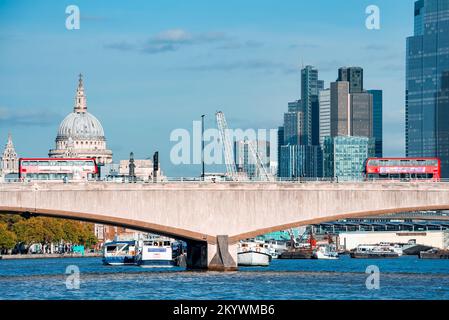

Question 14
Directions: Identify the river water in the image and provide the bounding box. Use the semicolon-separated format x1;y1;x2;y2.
0;255;448;300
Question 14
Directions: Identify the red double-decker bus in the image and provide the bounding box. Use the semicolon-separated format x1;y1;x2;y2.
365;158;441;181
19;158;98;182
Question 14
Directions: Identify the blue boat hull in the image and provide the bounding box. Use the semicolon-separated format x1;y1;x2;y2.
102;256;136;266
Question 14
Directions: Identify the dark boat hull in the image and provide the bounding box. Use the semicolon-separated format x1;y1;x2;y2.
279;250;313;259
350;252;399;259
419;250;449;259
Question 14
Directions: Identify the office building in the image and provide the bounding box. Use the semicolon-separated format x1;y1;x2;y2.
283;109;303;146
338;67;364;93
319;88;331;147
406;0;449;177
350;92;373;137
330;81;351;136
368;89;383;157
279;144;322;178
323;136;375;181
301;66;324;146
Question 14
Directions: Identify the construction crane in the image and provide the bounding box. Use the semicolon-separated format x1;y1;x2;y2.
246;140;272;181
215;111;238;181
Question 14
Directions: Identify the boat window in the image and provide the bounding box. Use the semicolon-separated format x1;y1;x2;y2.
106;245;117;252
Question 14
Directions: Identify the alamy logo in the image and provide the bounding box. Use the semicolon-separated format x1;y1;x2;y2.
365;265;380;290
65;265;80;290
365;5;380;30
65;5;80;30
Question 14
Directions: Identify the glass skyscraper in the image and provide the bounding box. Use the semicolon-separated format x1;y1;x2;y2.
406;0;449;177
280;145;322;178
301;66;323;146
368;89;383;157
323;136;375;181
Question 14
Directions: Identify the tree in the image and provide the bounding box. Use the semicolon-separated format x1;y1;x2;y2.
0;222;17;252
11;216;98;253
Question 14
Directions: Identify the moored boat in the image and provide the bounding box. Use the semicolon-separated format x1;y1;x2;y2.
135;238;176;267
350;244;400;259
102;240;137;265
237;240;272;267
312;244;339;259
419;248;449;259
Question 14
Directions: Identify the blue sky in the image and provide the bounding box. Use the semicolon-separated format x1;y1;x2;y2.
0;0;414;176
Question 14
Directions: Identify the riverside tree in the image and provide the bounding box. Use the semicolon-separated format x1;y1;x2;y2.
0;222;17;253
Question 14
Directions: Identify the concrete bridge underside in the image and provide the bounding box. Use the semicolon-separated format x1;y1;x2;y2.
1;182;449;271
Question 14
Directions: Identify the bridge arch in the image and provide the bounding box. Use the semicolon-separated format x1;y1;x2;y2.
229;204;449;243
0;206;215;244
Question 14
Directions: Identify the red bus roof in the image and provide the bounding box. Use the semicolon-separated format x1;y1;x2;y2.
19;158;96;161
366;157;440;161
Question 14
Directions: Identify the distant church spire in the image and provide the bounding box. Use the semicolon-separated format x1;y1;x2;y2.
74;73;87;113
6;133;13;148
1;133;18;175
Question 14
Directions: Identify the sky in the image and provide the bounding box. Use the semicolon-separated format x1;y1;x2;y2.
0;0;415;177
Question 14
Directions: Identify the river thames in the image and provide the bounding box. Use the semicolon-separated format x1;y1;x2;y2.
0;255;449;300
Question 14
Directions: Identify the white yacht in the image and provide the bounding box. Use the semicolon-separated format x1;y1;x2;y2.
136;237;177;268
350;243;400;259
237;240;272;267
312;244;339;259
263;240;288;259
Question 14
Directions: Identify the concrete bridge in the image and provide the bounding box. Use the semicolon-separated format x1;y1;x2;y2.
1;181;449;270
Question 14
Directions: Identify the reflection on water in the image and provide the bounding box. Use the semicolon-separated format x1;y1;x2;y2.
1;256;449;300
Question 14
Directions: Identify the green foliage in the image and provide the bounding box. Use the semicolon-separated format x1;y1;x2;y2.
0;222;17;250
6;215;98;250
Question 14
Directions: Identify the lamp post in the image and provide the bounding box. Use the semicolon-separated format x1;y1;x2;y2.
201;114;205;181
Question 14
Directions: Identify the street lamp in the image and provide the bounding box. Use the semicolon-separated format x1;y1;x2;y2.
201;114;205;181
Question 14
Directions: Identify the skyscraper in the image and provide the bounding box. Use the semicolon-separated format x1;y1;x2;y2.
368;89;383;157
283;109;303;145
301;66;323;146
277;126;284;176
280;145;322;178
330;81;350;136
319;88;331;146
406;0;449;177
329;68;374;139
437;71;449;175
350;92;373;137
338;67;364;93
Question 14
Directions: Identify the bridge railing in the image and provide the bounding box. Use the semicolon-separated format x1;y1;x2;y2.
3;177;449;184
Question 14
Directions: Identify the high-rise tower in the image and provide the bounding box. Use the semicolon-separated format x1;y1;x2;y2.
406;0;449;177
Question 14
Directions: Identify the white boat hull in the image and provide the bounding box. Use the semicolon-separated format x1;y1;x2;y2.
313;250;339;260
238;251;271;266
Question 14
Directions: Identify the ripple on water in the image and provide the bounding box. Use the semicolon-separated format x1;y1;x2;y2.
1;256;449;299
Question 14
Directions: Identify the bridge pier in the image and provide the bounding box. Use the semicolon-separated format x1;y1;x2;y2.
186;236;238;271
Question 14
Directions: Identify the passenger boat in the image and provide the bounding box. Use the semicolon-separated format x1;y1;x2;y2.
135;238;176;267
102;240;137;265
263;240;288;259
312;244;339;259
350;244;400;259
419;248;449;259
237;240;272;267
